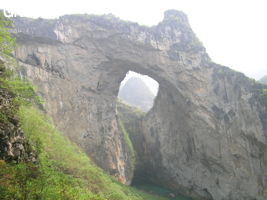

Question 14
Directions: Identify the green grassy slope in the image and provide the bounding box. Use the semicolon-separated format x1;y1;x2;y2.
17;106;171;200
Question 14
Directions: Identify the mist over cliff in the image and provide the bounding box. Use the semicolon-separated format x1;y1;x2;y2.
260;75;267;84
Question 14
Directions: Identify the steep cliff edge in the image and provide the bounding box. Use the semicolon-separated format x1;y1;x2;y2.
11;10;267;200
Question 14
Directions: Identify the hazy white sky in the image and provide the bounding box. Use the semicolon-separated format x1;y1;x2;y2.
120;71;159;95
2;0;267;80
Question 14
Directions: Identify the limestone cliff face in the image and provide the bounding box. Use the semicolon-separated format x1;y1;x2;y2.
12;10;267;199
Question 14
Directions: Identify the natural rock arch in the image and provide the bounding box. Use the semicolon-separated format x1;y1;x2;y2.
12;10;267;200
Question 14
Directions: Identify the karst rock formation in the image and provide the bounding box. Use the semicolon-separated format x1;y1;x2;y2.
11;10;267;200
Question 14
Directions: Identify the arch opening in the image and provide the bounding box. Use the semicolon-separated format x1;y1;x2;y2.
117;71;159;113
116;70;160;188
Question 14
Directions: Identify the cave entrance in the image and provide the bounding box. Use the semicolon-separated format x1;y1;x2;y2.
117;71;159;113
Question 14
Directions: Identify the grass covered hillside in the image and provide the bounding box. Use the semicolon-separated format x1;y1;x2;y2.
1;105;171;200
0;94;171;199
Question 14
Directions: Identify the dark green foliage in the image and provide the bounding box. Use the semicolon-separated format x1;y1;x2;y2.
0;66;42;134
0;76;43;106
0;159;104;200
0;12;16;55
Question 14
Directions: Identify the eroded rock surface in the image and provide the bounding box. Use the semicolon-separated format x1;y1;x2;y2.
12;10;267;199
